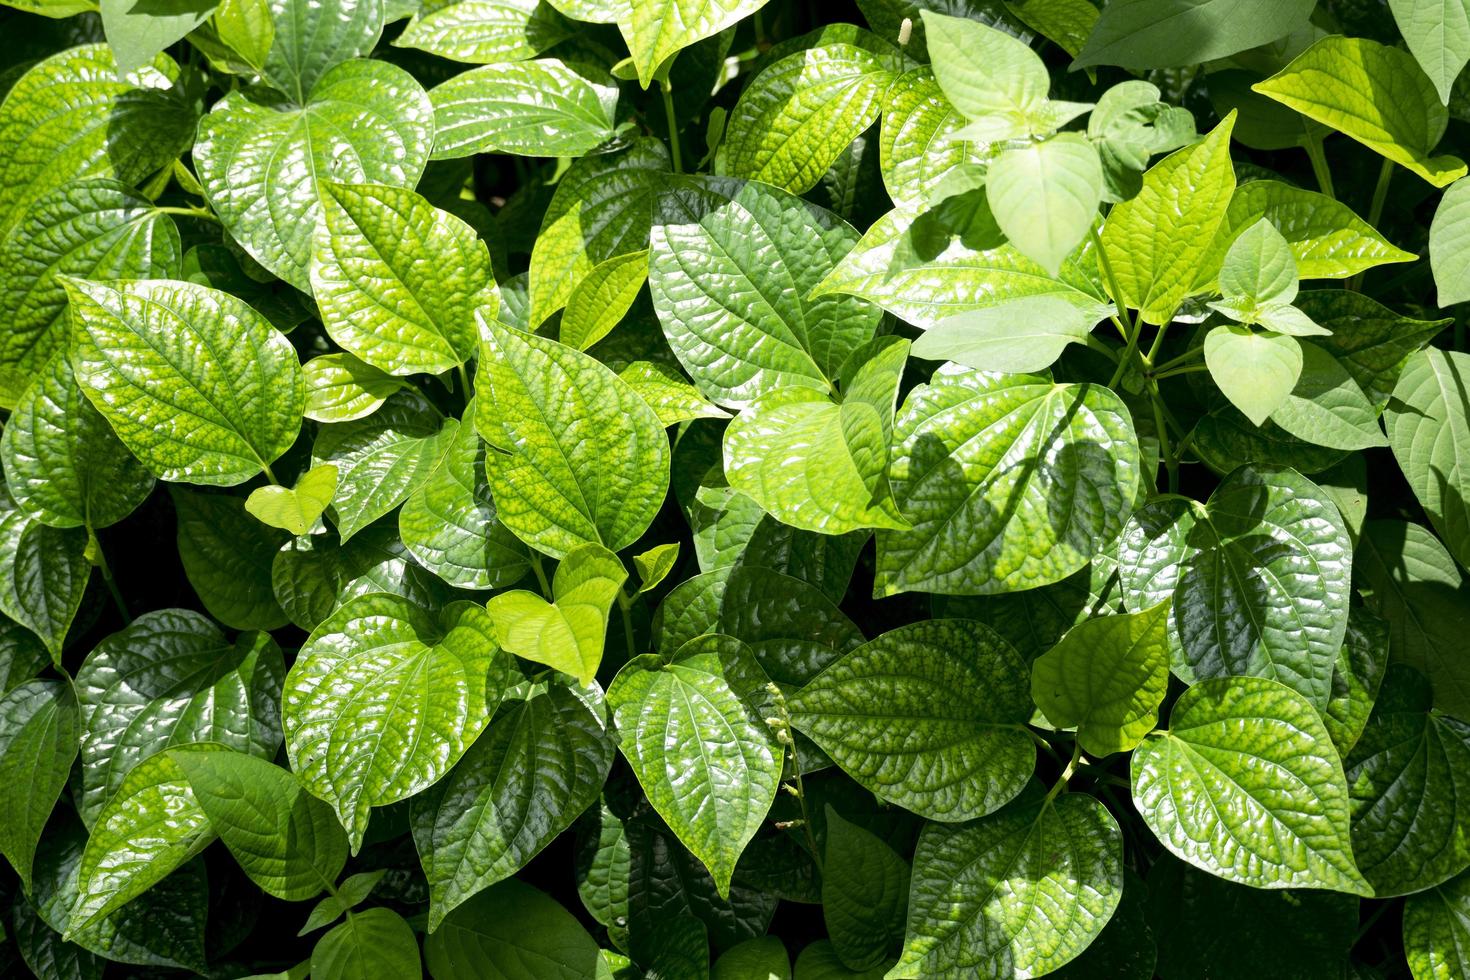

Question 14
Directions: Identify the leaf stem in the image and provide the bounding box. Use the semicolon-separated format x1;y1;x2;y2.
1152;346;1204;374
1303;131;1335;199
88;525;131;625
1149;382;1179;493
154;205;220;224
1089;226;1131;343
616;589;637;658
1044;741;1084;804
1154;362;1209;379
529;555;552;599
456;362;471;407
1348;159;1395;292
1022;726;1063;765
260;460;279;485
660;79;683;174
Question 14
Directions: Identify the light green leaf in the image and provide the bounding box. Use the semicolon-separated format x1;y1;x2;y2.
1075;0;1315;70
171;748;346;901
724;337;909;535
619;362;729;427
312;392;457;544
1101;113;1237;324
486;544;625;684
1131;675;1371;894
1386;348;1470;569
878;67;990;212
607;634;783;897
1117;467;1352;707
617;0;768;88
247;464;338;536
910;296;1105;373
259;0;384;102
215;0;275;70
1217;218;1299;309
649;176;880;408
0;681;78;891
173;488;290;630
283;594;510;850
1404;868;1470;980
875;365;1141;596
271;524;449;632
987;135;1102;276
822;806;907;972
429;59;618;159
194;58;434;290
1431;176;1470;306
1;348;154;530
311;907;420;980
1323;607;1390;756
74;610;284;823
1086;79;1197;203
560;250;648;351
634;542;679;593
1391;0;1470;105
475;320;670;557
312;181;490;375
101;0;216;78
62;277;305;486
1298;290;1449;410
1270;341;1387;451
1204;325;1302;426
394;0;570;63
788;619;1034;822
920;10;1050;141
1254;36;1467;187
891;791;1123;979
0;179;181;409
425;878;602;978
0;488;88;665
412;684;614;929
303;353;406;423
1031;602;1170;757
299;870;386;936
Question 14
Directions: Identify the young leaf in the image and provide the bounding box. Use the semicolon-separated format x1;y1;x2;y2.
1131;676;1371;895
1393;0;1470;105
173;488;290;630
821;806;908;972
606;634;783;897
1203;325;1302;426
310;907;420;980
986;135;1102;276
787;619;1034;822
921;11;1050;141
0;681;78;892
0;489;89;665
303;353;405;423
486;543;626;684
1074;0;1314;70
1270;342;1387;451
911;296;1106;373
259;0;384;101
1087;79;1196;202
1216;218;1298;310
393;0;571;63
615;0;769;88
1403;868;1470;980
299;870;386;936
282;595;512;850
1386;348;1470;569
559;249;648;351
633;542;680;593
100;0;216;78
247;464;339;537
713;937;790;980
424;878;601;978
429;59;619;159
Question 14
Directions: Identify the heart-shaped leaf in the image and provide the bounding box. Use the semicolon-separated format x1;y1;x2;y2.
246;464;339;536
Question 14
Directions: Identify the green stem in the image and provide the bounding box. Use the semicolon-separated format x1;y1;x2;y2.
89;525;131;625
1152;346;1204;374
1022;726;1063;765
1366;158;1395;229
530;556;552;599
1083;334;1119;363
1089;227;1131;343
1354;899;1396;945
1155;362;1210;379
1149;382;1178;494
660;80;683;174
616;590;637;659
1044;741;1084;804
154;205;220;224
260;461;279;485
1304;132;1335;200
1109;313;1142;388
456;362;471;405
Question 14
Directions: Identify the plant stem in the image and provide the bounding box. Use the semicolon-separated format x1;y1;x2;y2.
1366;158;1395;229
261;461;279;485
1155;362;1210;379
616;590;637;658
154;205;220;224
1083;334;1119;363
1044;741;1084;804
1152;346;1204;374
1089;227;1131;343
1109;313;1142;388
1304;132;1335;199
660;79;683;174
1022;726;1063;765
89;526;131;625
530;556;552;599
456;362;471;405
767;683;823;875
1149;383;1179;493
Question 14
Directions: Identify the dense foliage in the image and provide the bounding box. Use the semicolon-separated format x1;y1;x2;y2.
0;0;1469;976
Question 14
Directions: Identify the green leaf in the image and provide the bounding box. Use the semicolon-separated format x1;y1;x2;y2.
878;67;990;212
1031;602;1170;757
920;11;1051;141
875;365;1141;596
987;135;1102;276
1074;0;1314;70
101;0;216;78
171;748;347;901
0;680;78;891
1297;290;1449;410
303;353;406;423
312;392;457;544
1324;607;1391;756
649;176;880;408
616;0;768;88
1204;325;1302;426
0;179;181;409
1;348;155;530
1254;36;1467;187
723;337;909;535
788;619;1034;822
1404;868;1470;980
271;524;449;632
475;320;670;557
0;622;54;696
606;634;783;897
1386;348;1470;569
1391;0;1470;105
1270;341;1387;451
394;0;571;63
793;940;885;979
486;544;625;684
74;610;284;822
311;907;420;980
1431;175;1470;306
891;791;1124;979
398;402;530;590
429;59;618;159
715;937;791;980
173;488;290;630
1101;113;1237;324
299;870;386;935
194;58;434;290
62;277;305;486
821;806;907;972
1118;467;1352;706
1344;666;1470;896
247;464;338;536
1130;675;1371;894
0;489;89;665
425;878;601;978
1357;520;1470;719
312;181;491;375
259;0;384;102
910;296;1106;373
214;0;275;70
1216;217;1299;309
560;249;648;351
412;684;614;929
718;32;900;194
1087;80;1197;203
283;594;510;849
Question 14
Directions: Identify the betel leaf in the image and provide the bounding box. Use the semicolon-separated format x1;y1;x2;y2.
299;870;385;935
616;0;769;88
0;488;89;665
714;937;790;980
0;680;78;891
311;907;421;980
648;176;880;409
787;619;1034;822
303;353;406;423
1403;867;1470;980
213;0;275;71
259;0;384;102
875;364;1141;596
1297;290;1449;411
723;337;909;535
429;59;619;159
920;10;1057;142
170;747;347;901
311;181;492;376
606;634;783;897
475;319;670;558
1253;36;1468;187
173;487;290;630
1386;348;1470;569
1203;325;1302;426
1324;608;1391;756
283;594;510;849
485;543;626;684
271;524;449;632
634;542;679;593
891;790;1123;979
100;0;216;78
246;464;338;536
412;683;614;929
620;362;729;427
1087;79;1196;203
1432;176;1470;307
62;277;305;487
1391;0;1470;105
560;250;648;351
194;58;434;290
986;134;1103;276
1268;341;1387;451
821;806;907;972
1074;0;1314;70
1117;466;1352;707
911;296;1109;373
878;67;990;212
394;0;572;63
1131;675;1371;895
425;878;602;979
74;609;284;823
0;178;181;409
1030;601;1171;757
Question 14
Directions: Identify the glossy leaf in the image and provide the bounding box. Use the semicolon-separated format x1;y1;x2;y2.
878;67;989;212
246;464;338;536
311;907;420;980
429;59;618;159
910;296;1107;373
486;543;625;684
617;0;769;88
0;488;89;665
821;806;907;972
259;0;384;101
303;353;405;424
1386;348;1470;569
173;487;290;630
1404;868;1470;980
394;0;571;63
271;524;449;632
0;681;78;891
560;250;648;351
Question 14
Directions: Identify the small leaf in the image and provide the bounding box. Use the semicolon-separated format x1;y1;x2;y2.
247;465;339;537
311;907;420;980
921;10;1050;141
1217;218;1298;310
1431;176;1470;306
424;878;601;978
0;681;78;891
299;870;387;936
987;135;1103;275
1204;325;1302;426
429;59;619;159
1391;0;1470;105
560;250;648;351
486;543;626;684
910;296;1106;373
303;353;404;423
615;0;768;88
634;542;680;593
1386;348;1470;570
0;488;89;665
821;806;908;972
